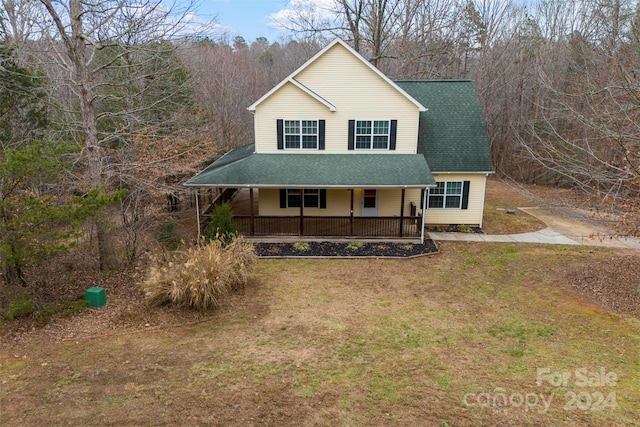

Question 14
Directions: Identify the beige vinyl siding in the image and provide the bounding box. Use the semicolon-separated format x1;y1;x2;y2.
258;188;352;216
254;83;332;153
424;174;487;226
254;43;420;154
259;188;422;217
358;188;421;216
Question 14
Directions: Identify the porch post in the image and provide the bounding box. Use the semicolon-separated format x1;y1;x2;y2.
420;186;427;244
249;187;255;236
195;189;201;238
350;189;354;236
299;190;304;236
399;188;405;237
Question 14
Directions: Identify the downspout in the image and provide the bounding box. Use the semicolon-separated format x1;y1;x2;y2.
479;174;488;229
420;186;428;244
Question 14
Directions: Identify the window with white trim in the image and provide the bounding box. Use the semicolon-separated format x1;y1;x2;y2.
355;120;390;149
428;181;463;208
284;120;318;149
287;189;319;208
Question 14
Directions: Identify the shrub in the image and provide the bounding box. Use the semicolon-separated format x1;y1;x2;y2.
204;203;238;244
4;297;35;320
293;242;310;251
458;224;474;233
142;237;256;310
346;241;363;250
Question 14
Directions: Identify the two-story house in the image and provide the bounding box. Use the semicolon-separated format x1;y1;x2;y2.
185;38;493;242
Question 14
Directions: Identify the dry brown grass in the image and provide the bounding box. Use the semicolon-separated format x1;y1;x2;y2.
142;237;256;310
1;243;639;426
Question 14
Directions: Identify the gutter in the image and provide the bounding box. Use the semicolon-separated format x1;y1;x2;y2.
184;183;438;189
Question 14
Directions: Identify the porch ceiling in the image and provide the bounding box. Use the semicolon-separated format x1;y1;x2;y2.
185;146;436;188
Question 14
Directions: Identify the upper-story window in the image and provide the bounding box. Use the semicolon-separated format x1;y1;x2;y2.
277;119;325;150
355;120;390;149
348;119;397;150
285;120;318;149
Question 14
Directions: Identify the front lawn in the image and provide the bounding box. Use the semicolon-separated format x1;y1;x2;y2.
1;243;639;426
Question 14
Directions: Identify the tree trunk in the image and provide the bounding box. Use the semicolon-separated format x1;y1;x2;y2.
68;0;118;270
3;243;26;287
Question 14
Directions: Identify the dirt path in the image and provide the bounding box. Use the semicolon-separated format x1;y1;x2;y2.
519;207;640;249
519;207;611;238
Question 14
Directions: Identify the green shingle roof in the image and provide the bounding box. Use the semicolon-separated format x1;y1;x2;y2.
184;148;435;188
395;80;494;173
186;80;492;188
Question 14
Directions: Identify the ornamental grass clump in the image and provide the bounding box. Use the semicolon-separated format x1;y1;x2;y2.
143;237;256;310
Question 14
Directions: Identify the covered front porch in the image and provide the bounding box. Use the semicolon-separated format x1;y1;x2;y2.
184;146;435;243
222;188;424;240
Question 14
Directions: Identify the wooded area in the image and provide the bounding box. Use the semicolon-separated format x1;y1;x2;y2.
1;0;640;289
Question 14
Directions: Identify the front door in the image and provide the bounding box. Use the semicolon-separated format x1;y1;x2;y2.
361;189;378;217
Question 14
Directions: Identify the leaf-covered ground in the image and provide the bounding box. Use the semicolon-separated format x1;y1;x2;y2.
566;254;640;318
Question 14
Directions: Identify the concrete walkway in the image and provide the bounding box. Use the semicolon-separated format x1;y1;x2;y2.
428;207;640;249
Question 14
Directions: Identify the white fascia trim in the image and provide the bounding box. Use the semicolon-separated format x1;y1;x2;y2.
289;79;336;111
248;38;426;112
247;77;336;112
248;38;343;111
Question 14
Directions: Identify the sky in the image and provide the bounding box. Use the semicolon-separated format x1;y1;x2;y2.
194;0;291;42
191;0;333;43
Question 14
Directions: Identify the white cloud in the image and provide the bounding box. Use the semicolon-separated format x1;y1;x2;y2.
267;0;336;31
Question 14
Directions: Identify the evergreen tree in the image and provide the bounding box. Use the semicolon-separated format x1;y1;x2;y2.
0;45;48;149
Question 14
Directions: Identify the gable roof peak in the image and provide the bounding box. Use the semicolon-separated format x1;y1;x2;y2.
248;38;426;112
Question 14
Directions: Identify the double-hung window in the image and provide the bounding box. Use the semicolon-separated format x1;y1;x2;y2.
355;120;390;149
280;189;327;209
428;181;463;209
284;120;318;149
286;189;319;208
348;119;396;150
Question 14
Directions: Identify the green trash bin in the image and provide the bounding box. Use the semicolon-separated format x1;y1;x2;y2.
85;287;106;307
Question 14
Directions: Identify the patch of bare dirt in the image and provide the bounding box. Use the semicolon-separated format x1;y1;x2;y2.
565;255;640;318
494;177;593;208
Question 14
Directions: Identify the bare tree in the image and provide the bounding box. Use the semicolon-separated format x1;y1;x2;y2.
390;0;461;78
32;0;213;268
516;0;640;233
0;0;43;44
273;0;407;66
